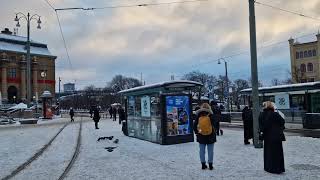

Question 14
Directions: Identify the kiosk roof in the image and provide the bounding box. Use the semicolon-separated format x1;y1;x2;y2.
118;80;203;94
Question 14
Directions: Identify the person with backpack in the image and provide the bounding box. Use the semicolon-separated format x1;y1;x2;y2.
193;103;217;170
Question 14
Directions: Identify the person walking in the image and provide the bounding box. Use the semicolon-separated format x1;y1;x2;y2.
108;106;113;119
112;107;117;122
89;106;93;118
193;103;217;170
92;106;101;129
69;107;74;122
242;105;253;145
118;106;126;125
259;101;285;174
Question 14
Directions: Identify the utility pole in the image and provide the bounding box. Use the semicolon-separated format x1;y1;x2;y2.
58;77;61;114
249;0;263;148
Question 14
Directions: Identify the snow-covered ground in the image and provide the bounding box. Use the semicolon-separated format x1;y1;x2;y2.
13;123;80;180
0;123;65;178
1;118;320;180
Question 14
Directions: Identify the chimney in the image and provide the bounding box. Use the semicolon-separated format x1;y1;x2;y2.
1;28;13;35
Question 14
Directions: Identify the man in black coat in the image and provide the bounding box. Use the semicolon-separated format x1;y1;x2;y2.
242;106;253;145
92;106;100;129
210;101;221;136
112;107;117;122
118;106;126;125
69;107;74;122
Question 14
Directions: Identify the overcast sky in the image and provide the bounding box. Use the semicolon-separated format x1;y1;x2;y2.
1;0;320;90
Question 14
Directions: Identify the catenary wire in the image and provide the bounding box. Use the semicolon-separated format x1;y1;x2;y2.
54;0;211;11
255;1;320;22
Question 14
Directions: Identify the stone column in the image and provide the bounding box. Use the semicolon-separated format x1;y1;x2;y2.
1;53;8;102
1;67;7;102
32;68;38;98
20;67;27;101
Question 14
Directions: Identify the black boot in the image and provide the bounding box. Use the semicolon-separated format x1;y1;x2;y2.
209;163;213;170
201;163;208;170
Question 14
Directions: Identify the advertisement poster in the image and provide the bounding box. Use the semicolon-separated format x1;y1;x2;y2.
141;96;151;117
128;96;135;116
166;96;190;136
275;94;290;109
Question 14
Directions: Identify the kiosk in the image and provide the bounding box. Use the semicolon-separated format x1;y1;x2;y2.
119;80;202;145
41;90;53;119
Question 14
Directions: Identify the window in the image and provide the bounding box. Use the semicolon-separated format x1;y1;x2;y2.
10;56;16;62
308;78;315;82
8;68;17;78
300;64;306;73
296;52;300;59
308;50;312;57
299;51;303;58
313;49;317;56
304;51;308;57
307;63;313;72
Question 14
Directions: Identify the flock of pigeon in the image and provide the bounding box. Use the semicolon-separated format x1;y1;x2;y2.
97;136;119;152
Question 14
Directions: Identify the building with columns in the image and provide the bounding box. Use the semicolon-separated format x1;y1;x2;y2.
0;28;56;104
289;33;320;83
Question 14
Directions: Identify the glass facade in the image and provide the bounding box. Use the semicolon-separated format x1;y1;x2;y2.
127;94;162;143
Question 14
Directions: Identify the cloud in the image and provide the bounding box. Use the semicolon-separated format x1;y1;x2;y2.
1;0;319;89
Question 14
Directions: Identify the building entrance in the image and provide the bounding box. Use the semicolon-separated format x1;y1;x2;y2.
7;86;18;103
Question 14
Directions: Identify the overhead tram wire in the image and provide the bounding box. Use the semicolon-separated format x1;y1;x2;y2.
255;1;320;22
41;0;76;82
43;0;55;11
54;0;211;11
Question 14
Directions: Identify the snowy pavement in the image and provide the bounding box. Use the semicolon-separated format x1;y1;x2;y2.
0;123;65;178
1;118;320;180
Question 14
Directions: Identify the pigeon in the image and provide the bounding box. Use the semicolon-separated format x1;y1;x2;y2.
113;139;119;144
104;146;117;152
97;136;114;142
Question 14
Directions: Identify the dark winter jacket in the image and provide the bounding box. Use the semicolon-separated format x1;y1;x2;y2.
118;108;126;121
93;108;100;122
69;109;74;117
242;107;253;139
193;108;217;144
259;108;285;142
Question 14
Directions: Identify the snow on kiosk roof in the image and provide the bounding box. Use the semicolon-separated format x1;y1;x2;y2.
118;80;203;95
240;81;320;95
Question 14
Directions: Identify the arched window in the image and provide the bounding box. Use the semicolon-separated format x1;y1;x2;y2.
307;63;313;72
304;51;308;57
313;49;317;56
300;64;306;73
296;52;300;59
308;50;312;57
300;51;304;58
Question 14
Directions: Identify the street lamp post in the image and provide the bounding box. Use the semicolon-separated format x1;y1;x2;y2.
218;58;230;112
14;12;41;106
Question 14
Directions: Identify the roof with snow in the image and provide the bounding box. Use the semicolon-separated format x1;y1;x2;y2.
241;81;320;95
0;32;56;58
119;80;203;95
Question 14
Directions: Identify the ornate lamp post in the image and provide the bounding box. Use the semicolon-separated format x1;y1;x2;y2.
14;12;42;106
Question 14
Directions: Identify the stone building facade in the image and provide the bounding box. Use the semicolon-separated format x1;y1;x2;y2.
289;34;320;83
0;28;56;104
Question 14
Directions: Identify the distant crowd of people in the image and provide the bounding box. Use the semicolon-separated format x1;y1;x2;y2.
68;104;126;130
